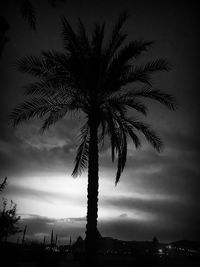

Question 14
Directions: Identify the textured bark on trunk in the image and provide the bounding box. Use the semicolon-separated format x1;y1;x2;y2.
84;118;99;265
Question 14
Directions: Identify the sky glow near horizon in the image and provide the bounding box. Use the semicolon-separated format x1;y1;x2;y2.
0;0;199;243
6;170;162;220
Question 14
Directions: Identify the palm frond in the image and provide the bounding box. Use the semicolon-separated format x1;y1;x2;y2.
121;68;151;86
92;22;105;59
78;18;91;55
104;95;147;115
10;97;67;127
17;52;71;82
104;12;128;63
133;58;170;77
128;119;163;151
72;123;89;177
142;59;170;72
20;0;36;30
42;50;69;71
112;112;145;184
131;88;176;110
62;17;81;54
103;108;119;162
40;106;68;132
23;80;76;98
103;100;126;118
17;56;47;77
120;117;141;149
122;58;170;86
98;119;107;146
111;11;128;40
103;108;128;184
115;128;127;185
125;127;141;148
24;81;57;96
107;40;153;71
102;41;153;94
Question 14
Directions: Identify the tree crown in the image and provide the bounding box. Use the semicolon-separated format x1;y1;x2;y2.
10;13;176;184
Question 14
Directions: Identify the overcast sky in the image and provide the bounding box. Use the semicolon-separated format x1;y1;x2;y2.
0;0;199;244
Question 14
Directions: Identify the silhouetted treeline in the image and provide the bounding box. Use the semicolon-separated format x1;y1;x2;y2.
0;178;21;242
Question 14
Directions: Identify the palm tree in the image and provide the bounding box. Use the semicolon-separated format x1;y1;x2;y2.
10;13;175;264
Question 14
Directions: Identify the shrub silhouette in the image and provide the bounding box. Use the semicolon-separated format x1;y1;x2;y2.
0;178;20;242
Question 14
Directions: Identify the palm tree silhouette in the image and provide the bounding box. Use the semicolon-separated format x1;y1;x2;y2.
10;12;175;264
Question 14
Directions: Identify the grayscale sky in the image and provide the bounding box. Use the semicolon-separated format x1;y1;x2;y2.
0;0;199;244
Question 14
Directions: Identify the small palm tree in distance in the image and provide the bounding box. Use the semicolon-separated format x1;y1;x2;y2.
10;12;176;265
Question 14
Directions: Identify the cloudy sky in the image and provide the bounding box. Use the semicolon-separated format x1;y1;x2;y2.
0;0;199;244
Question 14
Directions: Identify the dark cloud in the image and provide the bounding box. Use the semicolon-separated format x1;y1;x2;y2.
14;212;199;244
16;214;86;244
20;215;55;235
119;213;128;218
0;118;81;177
101;194;199;228
127;165;200;199
99;216;199;243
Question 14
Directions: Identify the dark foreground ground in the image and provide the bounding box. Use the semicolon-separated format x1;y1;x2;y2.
1;243;199;267
2;254;200;267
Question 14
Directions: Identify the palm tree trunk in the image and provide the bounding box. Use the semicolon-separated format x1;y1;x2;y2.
85;118;99;265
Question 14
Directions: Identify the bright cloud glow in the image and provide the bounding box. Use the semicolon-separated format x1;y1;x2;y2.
5;167;175;224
